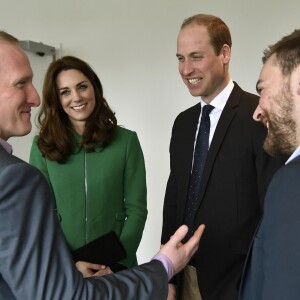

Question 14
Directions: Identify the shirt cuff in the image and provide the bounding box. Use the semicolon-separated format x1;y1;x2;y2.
151;253;174;281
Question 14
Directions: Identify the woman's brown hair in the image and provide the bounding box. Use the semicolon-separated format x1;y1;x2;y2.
37;56;117;163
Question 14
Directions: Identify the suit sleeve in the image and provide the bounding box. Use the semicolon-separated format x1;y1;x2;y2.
0;162;167;300
260;163;300;299
161;120;179;246
161;120;182;286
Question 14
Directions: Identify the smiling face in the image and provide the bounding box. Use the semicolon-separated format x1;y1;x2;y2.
176;24;231;102
0;43;40;140
56;69;96;135
253;54;298;157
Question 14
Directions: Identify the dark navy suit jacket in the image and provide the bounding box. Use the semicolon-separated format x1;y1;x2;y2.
239;156;300;300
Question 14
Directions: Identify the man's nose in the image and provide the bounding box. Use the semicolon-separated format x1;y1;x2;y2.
253;105;263;122
29;84;40;107
180;60;194;76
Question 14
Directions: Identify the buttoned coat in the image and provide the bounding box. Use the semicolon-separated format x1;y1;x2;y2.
30;126;147;268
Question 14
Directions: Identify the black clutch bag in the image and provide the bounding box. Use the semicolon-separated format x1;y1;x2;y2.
72;231;126;268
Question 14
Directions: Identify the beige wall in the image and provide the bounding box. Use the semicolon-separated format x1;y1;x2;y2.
1;0;299;263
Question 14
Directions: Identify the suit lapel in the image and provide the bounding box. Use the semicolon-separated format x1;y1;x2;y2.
195;83;242;211
178;104;201;222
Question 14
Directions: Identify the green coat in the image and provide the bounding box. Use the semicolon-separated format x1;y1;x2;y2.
29;127;147;268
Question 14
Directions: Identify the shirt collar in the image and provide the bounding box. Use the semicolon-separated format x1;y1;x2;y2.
285;145;300;165
0;138;12;154
200;79;234;111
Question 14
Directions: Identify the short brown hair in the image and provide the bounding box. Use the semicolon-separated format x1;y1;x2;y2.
181;14;232;55
263;29;300;77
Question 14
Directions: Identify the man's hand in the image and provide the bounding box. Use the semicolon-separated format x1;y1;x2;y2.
159;224;205;275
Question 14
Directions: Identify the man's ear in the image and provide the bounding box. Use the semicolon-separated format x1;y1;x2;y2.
295;65;300;95
221;44;231;64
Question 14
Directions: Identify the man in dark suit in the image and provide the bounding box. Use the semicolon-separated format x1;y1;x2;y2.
0;30;205;299
161;14;284;300
239;29;300;300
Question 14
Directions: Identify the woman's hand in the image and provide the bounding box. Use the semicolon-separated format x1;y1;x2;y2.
75;261;112;277
167;284;176;300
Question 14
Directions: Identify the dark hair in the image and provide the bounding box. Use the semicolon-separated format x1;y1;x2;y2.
263;29;300;77
37;56;117;163
181;14;232;55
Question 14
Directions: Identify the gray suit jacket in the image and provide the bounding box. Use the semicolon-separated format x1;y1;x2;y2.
0;145;167;300
239;156;300;300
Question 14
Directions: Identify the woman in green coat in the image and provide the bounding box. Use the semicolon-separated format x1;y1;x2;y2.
30;56;147;277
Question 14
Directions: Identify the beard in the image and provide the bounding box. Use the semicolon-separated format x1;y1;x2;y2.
263;83;297;157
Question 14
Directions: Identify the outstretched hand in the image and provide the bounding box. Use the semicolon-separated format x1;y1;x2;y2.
159;224;205;275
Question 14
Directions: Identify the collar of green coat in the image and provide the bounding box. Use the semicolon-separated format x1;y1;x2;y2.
72;131;104;154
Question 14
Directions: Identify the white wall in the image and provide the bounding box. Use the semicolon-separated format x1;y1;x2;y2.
1;0;299;263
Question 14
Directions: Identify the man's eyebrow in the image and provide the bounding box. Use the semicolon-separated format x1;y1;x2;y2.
14;74;32;83
256;80;262;94
176;51;201;58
